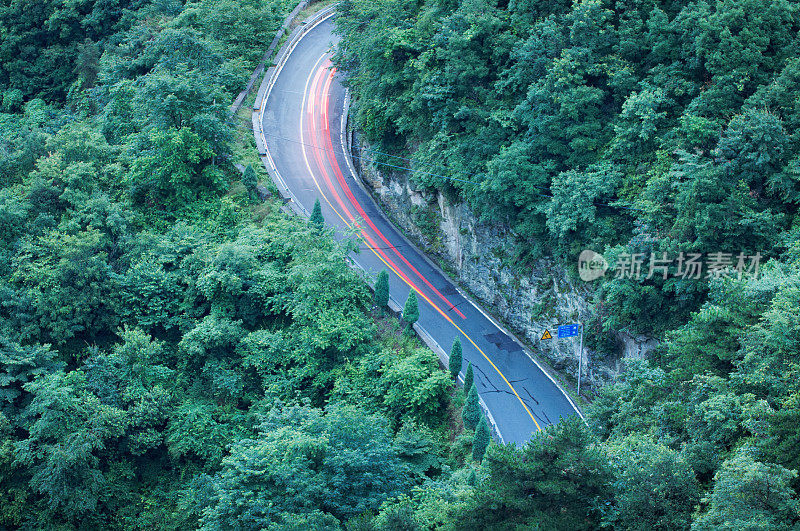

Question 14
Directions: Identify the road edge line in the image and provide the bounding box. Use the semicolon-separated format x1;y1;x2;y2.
339;90;585;422
255;5;339;217
256;5;580;442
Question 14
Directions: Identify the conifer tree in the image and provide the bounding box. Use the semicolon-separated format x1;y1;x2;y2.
473;414;491;462
374;270;390;309
310;198;324;226
402;290;419;334
463;384;480;430
463;362;474;395
449;337;462;380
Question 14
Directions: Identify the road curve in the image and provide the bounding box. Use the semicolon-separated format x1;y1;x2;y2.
258;15;580;445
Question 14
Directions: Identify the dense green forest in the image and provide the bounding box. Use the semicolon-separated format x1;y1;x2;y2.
1;0;799;528
332;0;800;528
0;0;473;527
335;0;800;335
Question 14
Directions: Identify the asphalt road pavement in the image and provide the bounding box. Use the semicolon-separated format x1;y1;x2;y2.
259;16;581;445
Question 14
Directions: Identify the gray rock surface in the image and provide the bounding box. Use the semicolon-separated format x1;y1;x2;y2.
351;134;657;390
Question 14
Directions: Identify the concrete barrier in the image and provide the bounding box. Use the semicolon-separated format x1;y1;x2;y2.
253;4;338;217
251;2;565;443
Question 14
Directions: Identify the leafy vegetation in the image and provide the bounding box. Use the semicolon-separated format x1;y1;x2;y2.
0;0;487;527
2;0;800;528
333;0;800;527
334;0;800;337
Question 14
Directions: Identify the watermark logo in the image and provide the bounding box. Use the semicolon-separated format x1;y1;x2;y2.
578;250;608;281
578;250;762;282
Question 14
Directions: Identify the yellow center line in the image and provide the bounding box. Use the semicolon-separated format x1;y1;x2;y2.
297;54;542;434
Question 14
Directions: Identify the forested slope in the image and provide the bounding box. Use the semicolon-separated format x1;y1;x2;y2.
335;0;800;336
0;0;469;527
2;0;799;528
331;0;800;527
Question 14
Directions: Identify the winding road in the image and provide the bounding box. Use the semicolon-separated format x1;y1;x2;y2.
257;14;580;445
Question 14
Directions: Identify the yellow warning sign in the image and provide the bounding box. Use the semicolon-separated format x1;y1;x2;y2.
541;329;552;340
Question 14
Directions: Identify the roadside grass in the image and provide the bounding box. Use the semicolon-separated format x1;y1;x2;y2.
291;0;339;31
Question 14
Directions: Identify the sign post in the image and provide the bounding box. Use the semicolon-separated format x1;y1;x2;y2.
577;323;584;396
557;323;583;396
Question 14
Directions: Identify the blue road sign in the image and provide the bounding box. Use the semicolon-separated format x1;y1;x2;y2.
558;324;580;338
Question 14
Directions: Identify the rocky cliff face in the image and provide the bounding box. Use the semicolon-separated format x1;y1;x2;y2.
350;134;656;391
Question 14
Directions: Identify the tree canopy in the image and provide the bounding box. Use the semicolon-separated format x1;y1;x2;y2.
333;0;800;527
3;0;800;528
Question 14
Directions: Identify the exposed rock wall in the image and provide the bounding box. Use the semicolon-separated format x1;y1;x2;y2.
349;133;656;391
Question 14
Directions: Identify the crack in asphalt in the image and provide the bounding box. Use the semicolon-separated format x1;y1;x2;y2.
447;300;469;312
481;386;540;419
522;385;540;406
473;365;502;393
481;389;518;396
530;406;552;427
